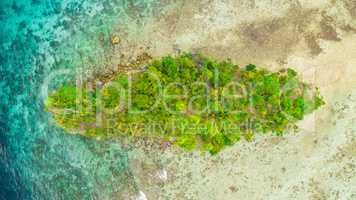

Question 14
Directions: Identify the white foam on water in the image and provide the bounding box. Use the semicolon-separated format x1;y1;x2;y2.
156;169;168;182
131;191;147;200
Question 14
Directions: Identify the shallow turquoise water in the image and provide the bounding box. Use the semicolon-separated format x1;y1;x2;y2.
0;0;160;199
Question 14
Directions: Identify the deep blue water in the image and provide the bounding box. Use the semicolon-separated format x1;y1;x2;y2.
0;0;159;199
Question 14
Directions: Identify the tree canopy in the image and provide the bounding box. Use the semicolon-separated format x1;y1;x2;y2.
46;53;325;154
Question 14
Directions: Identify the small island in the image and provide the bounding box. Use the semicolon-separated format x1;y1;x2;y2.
46;53;324;154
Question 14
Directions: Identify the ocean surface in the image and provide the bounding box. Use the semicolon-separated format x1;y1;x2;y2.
0;0;160;199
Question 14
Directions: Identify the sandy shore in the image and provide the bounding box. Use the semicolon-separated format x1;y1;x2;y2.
105;0;356;199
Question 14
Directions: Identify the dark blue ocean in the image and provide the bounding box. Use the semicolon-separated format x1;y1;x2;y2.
0;0;159;199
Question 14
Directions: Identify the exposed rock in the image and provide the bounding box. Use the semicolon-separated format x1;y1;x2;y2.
111;35;120;45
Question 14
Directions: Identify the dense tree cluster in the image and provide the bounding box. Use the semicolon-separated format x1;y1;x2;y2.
46;53;325;154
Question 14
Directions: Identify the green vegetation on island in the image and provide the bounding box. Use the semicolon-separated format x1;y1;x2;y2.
46;53;325;154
